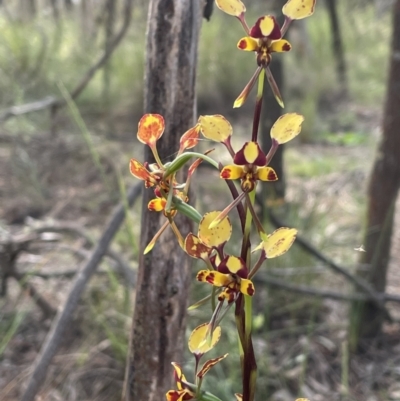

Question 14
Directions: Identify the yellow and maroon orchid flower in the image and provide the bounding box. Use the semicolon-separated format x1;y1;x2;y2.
235;15;291;108
197;255;255;303
220;141;278;192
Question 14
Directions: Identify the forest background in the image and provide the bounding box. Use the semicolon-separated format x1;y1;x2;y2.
1;0;400;401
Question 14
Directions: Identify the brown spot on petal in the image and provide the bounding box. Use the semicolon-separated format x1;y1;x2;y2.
206;272;215;284
282;43;291;51
268;170;278;181
238;39;247;49
247;283;255;296
221;168;232;179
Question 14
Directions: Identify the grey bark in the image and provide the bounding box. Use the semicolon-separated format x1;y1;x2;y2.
123;1;202;400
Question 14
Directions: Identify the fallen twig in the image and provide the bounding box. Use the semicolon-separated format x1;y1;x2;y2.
255;274;400;304
20;182;141;401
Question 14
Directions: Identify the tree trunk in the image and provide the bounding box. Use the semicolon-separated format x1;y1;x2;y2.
123;1;202;400
326;0;348;97
49;0;60;20
350;0;400;349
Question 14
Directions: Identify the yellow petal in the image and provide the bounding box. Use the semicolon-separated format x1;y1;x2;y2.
263;227;297;258
198;211;232;247
256;166;278;181
137;114;164;146
270;39;292;53
224;255;244;274
220;165;244;180
237;37;258;51
148;197;166;212
239;278;255;296
257;15;277;37
282;0;316;20
235;395;243;401
243;141;260;164
188;323;222;354
196;270;232;288
215;0;246;17
198;115;232;143
270;113;304;144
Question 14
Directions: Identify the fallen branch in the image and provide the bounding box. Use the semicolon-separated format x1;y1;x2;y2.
0;0;133;123
20;182;142;401
267;209;393;322
30;222;135;285
255;274;400;304
10;270;57;317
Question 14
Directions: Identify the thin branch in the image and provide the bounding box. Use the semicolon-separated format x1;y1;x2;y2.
0;0;133;122
20;182;142;401
26;244;136;286
30;223;135;285
267;209;393;322
254;274;400;304
10;270;57;317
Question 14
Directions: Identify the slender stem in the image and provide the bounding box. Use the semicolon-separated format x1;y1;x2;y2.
240;190;255;261
280;16;292;37
238;14;250;35
245;192;266;239
248;251;266;280
244;295;252;341
251;70;265;142
265;138;279;166
223;137;236;158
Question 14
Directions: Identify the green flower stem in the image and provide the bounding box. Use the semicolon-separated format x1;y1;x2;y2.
150;145;165;170
244;192;266;238
251;70;265;142
164;152;219;179
240;190;255;261
244;295;252;340
173;197;202;223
